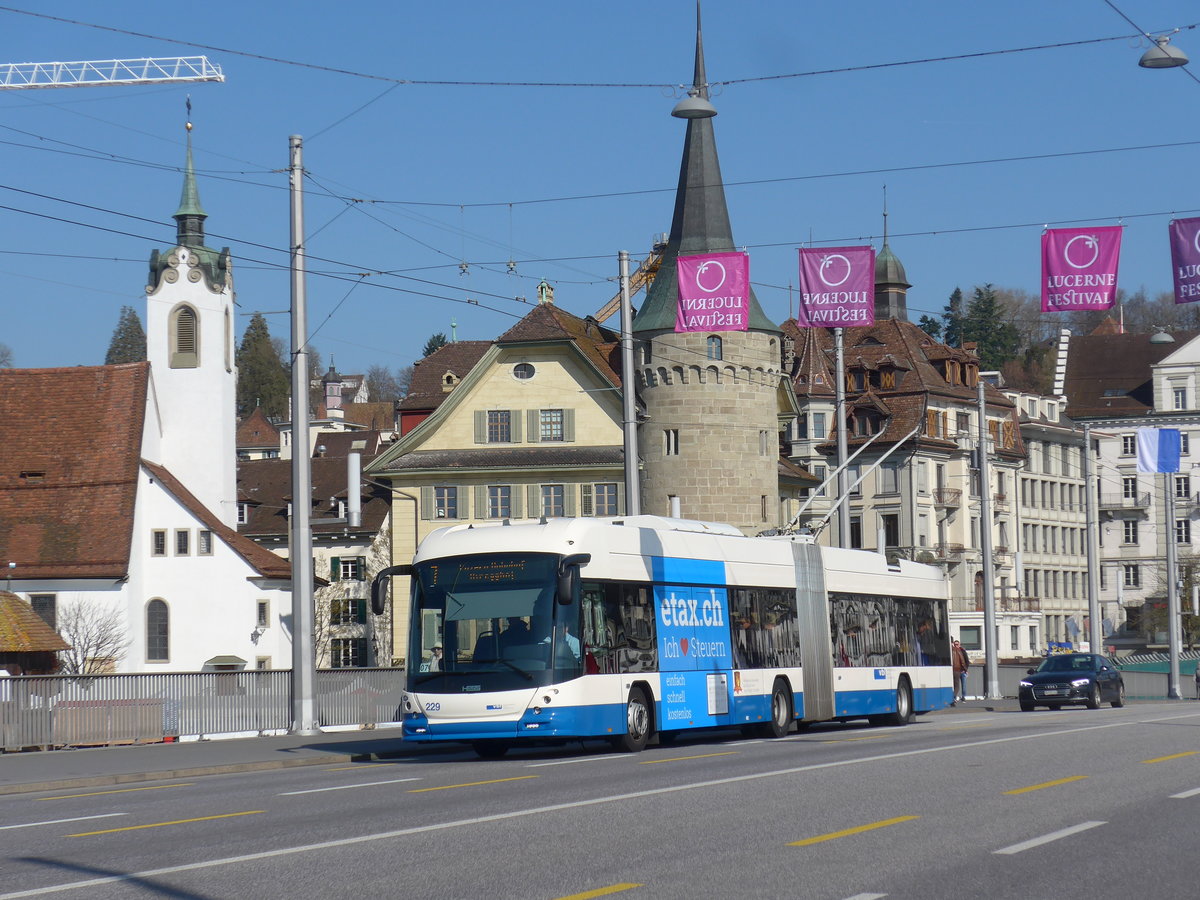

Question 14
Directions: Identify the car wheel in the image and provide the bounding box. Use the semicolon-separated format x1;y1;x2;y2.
1111;683;1126;708
1086;682;1102;710
617;686;652;752
1019;700;1034;711
757;679;792;738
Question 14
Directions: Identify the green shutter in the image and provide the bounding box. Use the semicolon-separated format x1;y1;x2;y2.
475;484;487;518
563;408;575;442
356;596;366;624
528;409;540;443
564;485;576;517
355;556;366;581
511;410;523;443
474;410;486;443
616;481;625;515
330;556;341;581
420;486;433;519
511;485;523;519
581;484;593;516
528;484;540;517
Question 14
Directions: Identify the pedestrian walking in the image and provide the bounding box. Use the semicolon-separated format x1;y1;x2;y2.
1194;664;1200;700
951;639;970;705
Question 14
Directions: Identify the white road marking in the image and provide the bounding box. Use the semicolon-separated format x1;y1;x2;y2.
1170;786;1200;799
993;821;1106;855
842;894;887;900
279;778;420;795
0;719;1138;898
526;754;626;768
0;814;126;831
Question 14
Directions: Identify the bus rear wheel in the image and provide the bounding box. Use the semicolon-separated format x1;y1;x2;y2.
616;686;652;753
873;678;913;727
758;679;792;738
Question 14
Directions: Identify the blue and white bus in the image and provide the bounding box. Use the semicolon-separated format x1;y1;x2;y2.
373;515;952;758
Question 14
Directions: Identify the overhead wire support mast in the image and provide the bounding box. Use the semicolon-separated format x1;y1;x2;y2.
0;57;224;90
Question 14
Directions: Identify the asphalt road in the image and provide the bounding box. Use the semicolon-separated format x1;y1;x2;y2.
2;702;1199;899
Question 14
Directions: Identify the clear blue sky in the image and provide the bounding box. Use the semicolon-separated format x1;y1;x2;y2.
3;1;1198;374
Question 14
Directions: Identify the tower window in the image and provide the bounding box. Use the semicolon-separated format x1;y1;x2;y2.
169;305;199;368
706;336;723;360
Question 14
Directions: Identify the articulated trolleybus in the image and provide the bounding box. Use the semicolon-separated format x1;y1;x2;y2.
374;515;952;758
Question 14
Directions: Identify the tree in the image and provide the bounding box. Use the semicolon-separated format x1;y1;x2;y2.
421;332;449;358
365;364;411;402
941;288;965;348
0;342;12;367
916;315;942;340
236;313;290;418
962;283;1021;370
56;600;129;675
104;305;147;365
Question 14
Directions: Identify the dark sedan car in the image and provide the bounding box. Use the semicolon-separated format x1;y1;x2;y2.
1019;653;1126;711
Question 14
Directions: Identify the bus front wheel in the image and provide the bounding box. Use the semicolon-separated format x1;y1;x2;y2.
875;678;913;727
617;686;652;752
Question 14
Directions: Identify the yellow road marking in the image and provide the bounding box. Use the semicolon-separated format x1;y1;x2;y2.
1142;751;1199;764
639;751;738;765
38;783;195;801
1004;775;1088;795
789;815;920;846
408;775;537;793
69;810;264;837
553;884;642;900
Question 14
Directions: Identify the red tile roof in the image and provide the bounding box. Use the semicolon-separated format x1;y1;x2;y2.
0;591;70;652
0;364;148;579
398;341;491;413
237;457;390;540
236;407;280;450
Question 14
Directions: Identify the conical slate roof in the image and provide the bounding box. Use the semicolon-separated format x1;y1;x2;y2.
633;6;777;335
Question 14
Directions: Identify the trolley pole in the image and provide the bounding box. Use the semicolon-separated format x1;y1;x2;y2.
978;380;1000;700
619;251;640;516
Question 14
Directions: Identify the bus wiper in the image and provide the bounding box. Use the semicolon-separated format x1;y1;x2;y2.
476;658;534;680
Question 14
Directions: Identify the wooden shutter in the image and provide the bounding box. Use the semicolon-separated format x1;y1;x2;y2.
475;484;487;518
616;481;625;515
580;484;593;516
419;486;433;519
330;556;341;581
527;484;540;517
563;408;575;442
354;557;366;581
511;410;523;443
474;410;486;443
527;409;540;443
511;485;523;519
355;596;366;624
564;484;576;517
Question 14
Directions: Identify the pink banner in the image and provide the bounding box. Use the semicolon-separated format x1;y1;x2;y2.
1170;217;1200;304
675;251;749;333
1041;226;1122;312
796;246;876;327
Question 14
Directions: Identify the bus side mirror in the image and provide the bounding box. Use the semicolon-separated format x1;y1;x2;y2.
557;553;591;605
370;564;412;616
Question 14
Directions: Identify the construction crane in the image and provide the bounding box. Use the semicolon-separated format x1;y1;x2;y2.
0;57;224;90
593;233;668;323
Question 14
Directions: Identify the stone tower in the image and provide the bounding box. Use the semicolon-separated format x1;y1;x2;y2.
633;7;783;533
144;117;238;526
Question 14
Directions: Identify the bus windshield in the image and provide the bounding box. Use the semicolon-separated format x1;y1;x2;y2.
408;552;582;691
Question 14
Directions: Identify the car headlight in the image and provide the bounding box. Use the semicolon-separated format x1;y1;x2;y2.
1071;678;1091;687
1019;680;1032;687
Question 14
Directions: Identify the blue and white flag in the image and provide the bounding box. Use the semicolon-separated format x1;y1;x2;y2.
1136;427;1181;474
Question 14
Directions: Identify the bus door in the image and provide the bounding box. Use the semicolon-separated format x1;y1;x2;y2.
654;584;735;731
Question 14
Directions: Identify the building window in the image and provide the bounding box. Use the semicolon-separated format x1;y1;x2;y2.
487;410;511;443
1123;564;1140;588
175;529;190;556
1010;625;1020;651
1176;519;1191;544
1121;434;1136;456
1182;432;1191;455
879;463;900;494
1174;387;1187;410
256;657;271;670
847;464;862;497
435;486;458;519
956;412;970;434
513;363;535;380
237;502;249;525
197;530;213;556
1123;520;1138;545
541;484;565;517
488;485;511;519
706;335;723;360
30;594;56;631
664;429;679;456
330;597;366;626
331;556;366;582
146;599;169;662
812;464;827;496
959;625;982;651
1176;475;1191;499
1122;476;1138;499
256;599;270;630
152;529;167;557
540;409;565;442
880;513;900;548
591;483;618;516
330;638;366;668
812;412;827;440
169;305;199;369
849;517;862;549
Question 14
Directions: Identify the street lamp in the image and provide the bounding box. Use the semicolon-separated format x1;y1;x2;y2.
1139;34;1189;69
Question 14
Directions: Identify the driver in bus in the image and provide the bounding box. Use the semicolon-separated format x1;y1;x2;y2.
497;617;531;654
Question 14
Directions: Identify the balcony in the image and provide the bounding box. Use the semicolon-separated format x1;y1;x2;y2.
1099;492;1151;511
992;492;1010;513
933;542;965;562
1176;492;1200;514
972;596;1041;613
933;487;962;508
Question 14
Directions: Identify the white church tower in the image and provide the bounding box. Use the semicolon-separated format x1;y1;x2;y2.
144;117;238;526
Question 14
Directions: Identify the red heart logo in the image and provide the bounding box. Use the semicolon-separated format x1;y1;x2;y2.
680;638;689;656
